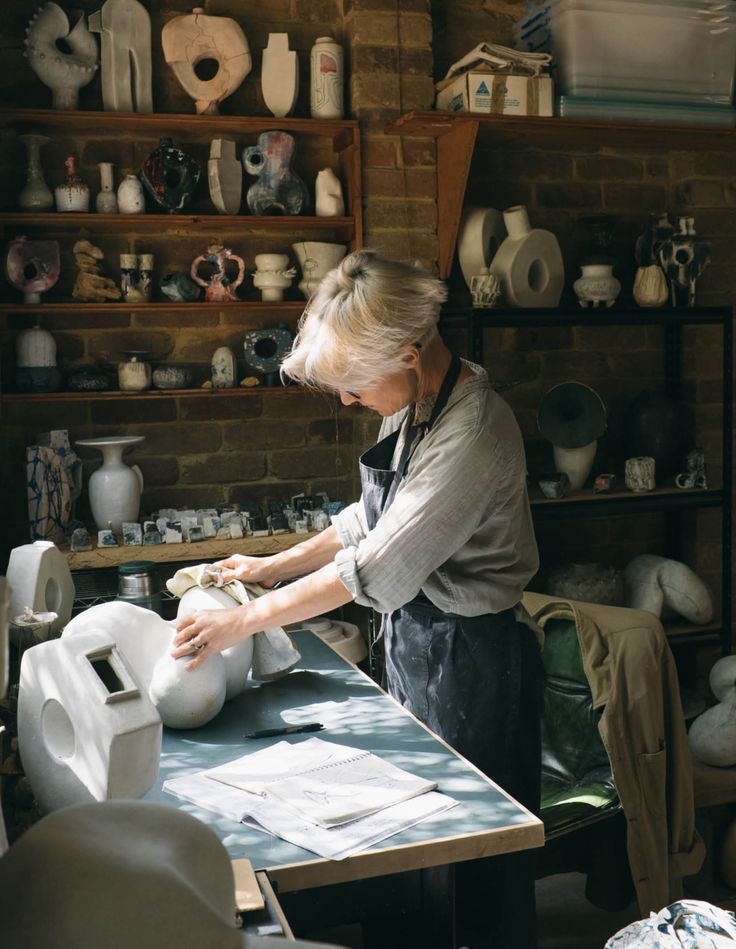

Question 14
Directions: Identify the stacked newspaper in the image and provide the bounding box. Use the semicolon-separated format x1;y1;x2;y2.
164;738;457;861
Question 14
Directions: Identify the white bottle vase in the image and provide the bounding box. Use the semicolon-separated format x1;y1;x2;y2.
18;134;54;211
292;241;346;298
310;36;343;119
489;205;564;308
573;263;621;309
262;33;299;118
95;161;118;213
117;173;145;214
553;441;597;492
315;167;345;217
633;264;669;308
54;155;90;212
76;435;145;531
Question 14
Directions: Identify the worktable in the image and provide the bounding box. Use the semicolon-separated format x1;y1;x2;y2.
144;630;544;944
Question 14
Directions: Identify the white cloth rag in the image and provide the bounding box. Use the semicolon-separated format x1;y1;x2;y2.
166;564;301;681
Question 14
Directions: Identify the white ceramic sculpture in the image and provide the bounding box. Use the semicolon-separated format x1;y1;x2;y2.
552;443;598;493
6;540;75;636
253;253;296;301
207;139;242;215
303;617;367;665
457;206;507;290
210;346;237;388
261;33;299;118
310;36;343;119
89;0;152;113
95;162;118;213
470;267;502;308
117;173;145;214
573;263;621;308
489;205;564;307
622;554;713;624
315;168;345;217
625;456;656;492
16;324;56;368
292;241;347;298
18;134;54;211
161;7;252;115
76;435;144;532
18;627;162;812
24;2;98;110
688;690;736;767
709;654;736;702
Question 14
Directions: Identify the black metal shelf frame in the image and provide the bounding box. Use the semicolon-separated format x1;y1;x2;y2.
445;305;734;655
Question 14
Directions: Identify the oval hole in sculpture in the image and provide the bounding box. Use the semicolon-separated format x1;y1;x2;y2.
254;337;278;359
24;262;39;280
194;58;220;82
528;258;549;294
165;168;182;188
42;698;75;760
45;576;61;612
55;37;73;56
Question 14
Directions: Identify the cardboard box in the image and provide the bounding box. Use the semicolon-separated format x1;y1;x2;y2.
435;71;554;117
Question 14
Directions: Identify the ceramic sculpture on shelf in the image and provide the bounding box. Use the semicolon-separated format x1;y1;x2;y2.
573;263;621;308
253;253;296;301
95;162;118;213
210;346;237;388
18;134;53;211
117;352;151;392
72;239;121;302
24;435;83;547
243;131;308;215
117;173;145;214
315;167;345;217
633;264;669;307
689;656;736;768
292;241;346;298
55;156;90;212
75;435;145;532
15;325;61;393
207;139;241;215
24;2;98;109
190;244;245;302
633;212;672;308
658;216;711;308
489;205;564;307
140;138;200;214
6;236;60;305
243;325;294;384
457;205;507;290
160;271;201;303
161;6;251;115
88;0;152;113
261;33;299;118
470;267;501;308
310;36;343;119
537;381;607;492
622;554;713;625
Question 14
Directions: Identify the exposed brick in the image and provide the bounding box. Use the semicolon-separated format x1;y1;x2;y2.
180;395;263;421
539;351;608;380
88;331;174;360
399;74;435;111
346;13;399;45
262;391;341;418
606;351;662;380
677;180;726;207
138;456;180;486
142;485;227;512
351;45;399;74
514;327;575;351
344;0;399;11
363;168;410;197
397;13;433;47
223;419;306;450
291;0;341;21
574;325;658;351
575;156;643;182
645;158;670;181
131;311;220;329
54;334;86;361
501;151;573;180
363;137;399;168
404;168;436;199
536;183;603;209
401;138;435;167
182;452;267;484
135;423;222;455
90;398;177;425
270;447;352;478
671;152;734;178
351;74;401;108
397;46;433;75
4;400;89;431
603;184;669;211
364;199;409;230
308;418;354;444
228;481;310;509
8;313;132;331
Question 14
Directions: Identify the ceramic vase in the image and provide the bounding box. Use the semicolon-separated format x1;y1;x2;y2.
208;139;241;215
262;33;299;118
292;241;347;298
633;264;669;307
88;0;153;113
161;7;251;115
253;253;296;301
625;456;656;493
137;253;153;302
573;263;621;309
310;36;343;119
5;236;60;304
75;435;145;531
24;2;98;109
94;161;118;213
117;174;145;214
552;442;597;493
117;351;151;392
55;156;90;212
489;205;564;308
18;134;54;211
243;131;309;215
470;268;501;308
211;346;237;389
315;168;345;217
191;244;245;302
140;137;201;213
15;324;61;393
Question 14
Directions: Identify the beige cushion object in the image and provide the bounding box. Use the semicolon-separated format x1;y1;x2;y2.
622;554;713;625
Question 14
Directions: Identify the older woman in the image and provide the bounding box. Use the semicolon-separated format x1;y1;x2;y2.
173;250;543;949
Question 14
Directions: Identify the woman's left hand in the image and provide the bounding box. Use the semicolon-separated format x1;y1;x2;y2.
172;607;252;670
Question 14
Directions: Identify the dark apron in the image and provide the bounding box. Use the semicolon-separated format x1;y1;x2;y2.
358;354;543;949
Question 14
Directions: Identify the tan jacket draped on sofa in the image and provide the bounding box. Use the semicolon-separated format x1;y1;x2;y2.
523;592;705;915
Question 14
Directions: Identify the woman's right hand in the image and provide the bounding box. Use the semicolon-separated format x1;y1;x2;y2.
214;554;276;587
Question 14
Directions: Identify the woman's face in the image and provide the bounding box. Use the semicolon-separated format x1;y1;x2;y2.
339;367;417;416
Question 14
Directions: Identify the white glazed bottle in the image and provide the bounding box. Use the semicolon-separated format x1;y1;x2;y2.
211;346;237;388
118;173;145;214
55;156;90;212
75;436;145;531
310;36;343;119
18;134;54;211
95;161;119;213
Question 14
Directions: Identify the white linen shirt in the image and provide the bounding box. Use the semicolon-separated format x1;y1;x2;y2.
331;362;539;617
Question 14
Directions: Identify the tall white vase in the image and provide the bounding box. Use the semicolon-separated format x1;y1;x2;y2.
553;441;597;492
489;205;564;307
310;36;343;119
261;33;299;118
95;162;118;213
76;435;144;531
292;241;346;298
19;134;54;211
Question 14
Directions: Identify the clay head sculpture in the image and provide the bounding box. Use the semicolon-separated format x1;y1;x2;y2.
24;2;98;109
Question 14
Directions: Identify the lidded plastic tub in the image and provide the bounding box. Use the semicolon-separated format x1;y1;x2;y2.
550;0;736;103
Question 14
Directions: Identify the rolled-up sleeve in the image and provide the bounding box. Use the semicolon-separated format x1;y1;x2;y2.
334;421;505;614
330;499;368;549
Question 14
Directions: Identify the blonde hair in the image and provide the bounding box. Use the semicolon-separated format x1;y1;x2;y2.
281;250;447;391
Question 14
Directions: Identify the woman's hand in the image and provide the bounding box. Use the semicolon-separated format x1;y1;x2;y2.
214;554;276;587
171;607;252;670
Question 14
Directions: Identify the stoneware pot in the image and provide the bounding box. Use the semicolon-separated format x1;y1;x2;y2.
140;137;201;214
54;155;90;212
16;325;60;392
546;562;624;607
152;365;193;390
190;244;245;302
207;139;241;215
252;253;296;301
315;167;345;217
210;346;237;389
117;174;145;214
573;263;621;308
552;442;598;493
117;351;151;392
75;435;145;531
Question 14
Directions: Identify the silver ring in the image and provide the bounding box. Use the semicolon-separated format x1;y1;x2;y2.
189;640;204;652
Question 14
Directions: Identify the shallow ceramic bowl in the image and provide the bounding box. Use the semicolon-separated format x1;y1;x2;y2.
66;368;111;392
152;365;193;390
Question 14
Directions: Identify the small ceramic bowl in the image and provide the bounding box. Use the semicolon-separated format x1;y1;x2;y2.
152;365;194;390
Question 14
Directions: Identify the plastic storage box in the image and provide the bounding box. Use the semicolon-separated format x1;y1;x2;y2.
550;0;736;104
557;95;736;125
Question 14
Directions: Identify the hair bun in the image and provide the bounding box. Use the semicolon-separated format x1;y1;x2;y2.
336;250;373;289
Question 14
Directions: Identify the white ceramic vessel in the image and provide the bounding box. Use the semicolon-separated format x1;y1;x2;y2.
207;139;241;215
6;540;75;636
95;162;119;213
117;174;145;214
18;134;54;211
210;345;237;388
457;206;507;289
633;264;669;307
118;352;151;391
489;205;564;307
55;156;90;212
76;435;145;531
310;36;343;118
261;33;299;118
573;263;621;308
552;441;598;492
315;167;345;217
253;253;296;301
292;241;346;298
16;324;56;367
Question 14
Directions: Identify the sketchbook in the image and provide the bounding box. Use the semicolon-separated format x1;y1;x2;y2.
204;737;438;828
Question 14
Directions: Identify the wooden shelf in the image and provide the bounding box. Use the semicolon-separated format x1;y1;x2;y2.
0;301;308;315
60;531;318;570
530;486;724;519
0;385;307;402
384;110;736;278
